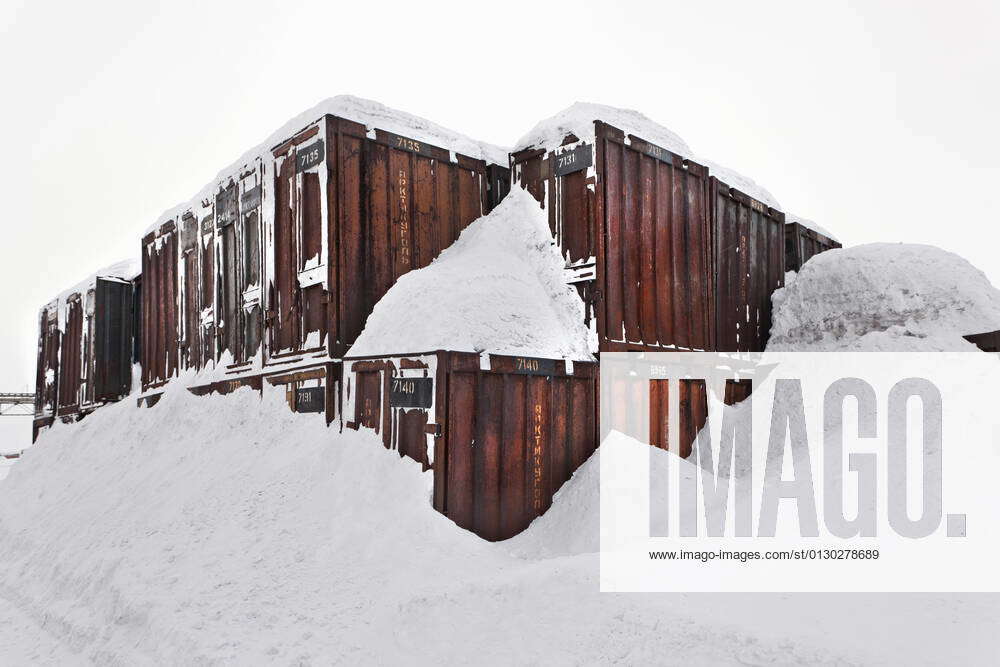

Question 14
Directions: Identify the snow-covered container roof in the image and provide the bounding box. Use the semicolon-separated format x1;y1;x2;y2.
785;212;839;243
514;102;694;158
145;95;509;237
346;188;594;362
48;257;140;307
699;158;781;211
513;102;782;211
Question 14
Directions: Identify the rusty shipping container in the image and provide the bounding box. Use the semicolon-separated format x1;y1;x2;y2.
141;222;179;389
512;121;715;353
51;278;140;419
343;351;598;541
785;220;841;272
712;178;785;352
264;114;501;375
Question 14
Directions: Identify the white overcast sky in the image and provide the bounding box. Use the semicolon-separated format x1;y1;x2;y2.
1;0;998;447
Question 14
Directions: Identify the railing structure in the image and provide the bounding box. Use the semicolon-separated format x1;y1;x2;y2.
0;393;34;417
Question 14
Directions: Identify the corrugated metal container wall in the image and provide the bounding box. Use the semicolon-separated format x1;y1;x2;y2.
784;222;841;272
213;158;265;368
131;276;142;367
33;305;60;420
345;354;437;468
56;293;83;416
512;121;715;352
91;278;135;403
178;213;202;370
712;179;785;352
649;378;752;458
199;212;216;365
265;116;494;367
485;164;511;212
141;222;179;389
344;352;598;541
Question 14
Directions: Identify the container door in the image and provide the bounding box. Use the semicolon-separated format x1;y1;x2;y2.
216;180;240;362
355;370;381;431
200;214;215;363
179;216;200;370
83;288;96;406
58;295;83;413
239;161;264;363
270;125;327;356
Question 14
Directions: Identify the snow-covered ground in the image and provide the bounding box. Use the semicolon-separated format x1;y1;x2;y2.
2;383;998;664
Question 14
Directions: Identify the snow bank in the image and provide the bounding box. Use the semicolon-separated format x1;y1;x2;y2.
2;383;995;663
769;243;1000;351
347;189;594;361
514;102;693;158
145;95;508;237
786;211;839;243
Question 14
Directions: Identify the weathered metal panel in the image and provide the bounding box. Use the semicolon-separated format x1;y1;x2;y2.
713;179;785;352
57;294;83;415
343;351;598;541
33;306;61;419
92;278;134;403
511;121;714;352
784;222;841;272
441;353;597;541
216;180;241;360
141;222;179;389
485;163;511;212
649;378;753;458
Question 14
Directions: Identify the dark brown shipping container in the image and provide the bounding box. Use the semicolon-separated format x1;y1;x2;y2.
88;278;136;405
512;121;714;353
649;378;752;458
266;115;497;368
344;351;598;541
964;330;1000;352
785;221;841;272
141;222;179;389
485;163;511;212
712;179;785;352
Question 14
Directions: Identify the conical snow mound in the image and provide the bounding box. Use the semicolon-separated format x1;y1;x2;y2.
347;189;594;360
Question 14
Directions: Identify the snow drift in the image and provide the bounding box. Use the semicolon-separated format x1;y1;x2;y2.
768;243;1000;351
347;188;594;360
4;387;993;664
0;390;844;664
